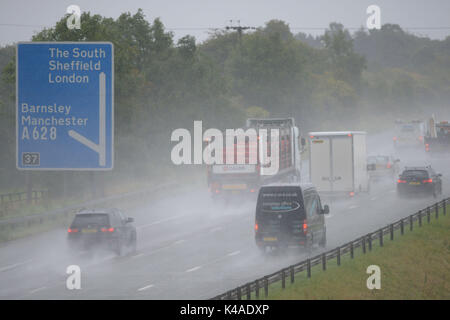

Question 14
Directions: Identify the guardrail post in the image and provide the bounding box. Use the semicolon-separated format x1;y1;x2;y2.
379;229;383;247
419;211;422;227
237;287;241;300
226;291;231;300
390;224;394;241
322;253;326;271
400;219;404;235
427;207;430;224
337;247;341;266
350;242;354;259
255;280;259;298
368;234;372;251
264;277;268;298
362;237;366;254
281;269;286;289
435;203;439;219
307;259;311;278
410;215;413;231
443;199;446;216
290;266;294;284
246;283;251;300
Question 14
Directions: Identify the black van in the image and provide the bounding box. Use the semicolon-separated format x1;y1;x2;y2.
255;183;329;251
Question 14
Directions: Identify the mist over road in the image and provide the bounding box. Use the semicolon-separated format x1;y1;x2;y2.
0;132;448;300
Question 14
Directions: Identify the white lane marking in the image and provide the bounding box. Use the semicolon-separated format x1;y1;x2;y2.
227;250;241;257
0;259;33;273
370;196;378;201
185;266;202;273
137;214;185;229
326;214;334;219
29;286;47;294
137;284;154;292
131;253;145;259
138;239;187;258
209;227;222;233
348;205;359;210
389;189;396;193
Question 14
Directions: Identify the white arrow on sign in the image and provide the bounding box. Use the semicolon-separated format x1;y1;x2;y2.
68;72;106;166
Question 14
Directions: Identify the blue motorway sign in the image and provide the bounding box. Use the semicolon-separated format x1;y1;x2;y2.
16;42;114;170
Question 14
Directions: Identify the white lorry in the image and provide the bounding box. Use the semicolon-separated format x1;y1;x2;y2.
308;131;369;196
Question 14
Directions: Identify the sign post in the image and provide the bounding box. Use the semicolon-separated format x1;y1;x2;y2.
16;42;114;170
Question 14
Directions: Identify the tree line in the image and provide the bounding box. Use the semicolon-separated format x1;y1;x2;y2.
0;10;449;196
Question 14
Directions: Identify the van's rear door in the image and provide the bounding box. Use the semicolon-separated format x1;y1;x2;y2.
256;187;305;243
310;136;332;192
331;136;354;192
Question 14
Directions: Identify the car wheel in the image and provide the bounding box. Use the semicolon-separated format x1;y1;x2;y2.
130;232;137;253
114;240;124;256
256;243;267;255
319;230;327;248
433;187;437;198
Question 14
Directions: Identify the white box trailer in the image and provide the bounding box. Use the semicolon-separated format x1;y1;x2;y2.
308;131;369;196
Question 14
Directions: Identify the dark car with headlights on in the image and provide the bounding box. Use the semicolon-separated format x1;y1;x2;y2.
67;208;137;256
397;166;443;198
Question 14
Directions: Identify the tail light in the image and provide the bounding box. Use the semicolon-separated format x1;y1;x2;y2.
254;223;259;231
215;189;220;194
397;179;407;183
250;189;255;193
419;136;423;142
425;144;430;152
101;227;115;233
422;179;433;183
349;192;355;197
393;137;398;141
303;220;307;234
387;162;392;169
68;228;78;233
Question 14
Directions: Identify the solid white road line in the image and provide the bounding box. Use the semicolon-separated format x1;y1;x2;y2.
185;266;202;273
137;214;185;229
209;227;222;233
370;196;378;201
0;259;33;273
29;286;47;294
137;284;154;292
348;205;359;210
227;250;241;257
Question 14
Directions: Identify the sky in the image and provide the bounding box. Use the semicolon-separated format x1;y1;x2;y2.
1;0;450;46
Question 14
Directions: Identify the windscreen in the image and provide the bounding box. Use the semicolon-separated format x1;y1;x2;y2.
401;170;429;179
257;187;305;218
401;124;415;132
368;156;388;164
71;214;109;228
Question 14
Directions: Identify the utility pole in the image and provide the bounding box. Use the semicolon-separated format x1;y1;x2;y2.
225;20;256;44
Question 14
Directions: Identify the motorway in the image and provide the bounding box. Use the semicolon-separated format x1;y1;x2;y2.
0;134;449;299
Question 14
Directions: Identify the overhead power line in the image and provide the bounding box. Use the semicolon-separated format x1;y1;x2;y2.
1;23;450;31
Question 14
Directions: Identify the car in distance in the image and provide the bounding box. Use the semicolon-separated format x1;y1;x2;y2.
397;166;443;198
254;183;329;253
367;155;400;181
67;208;137;256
